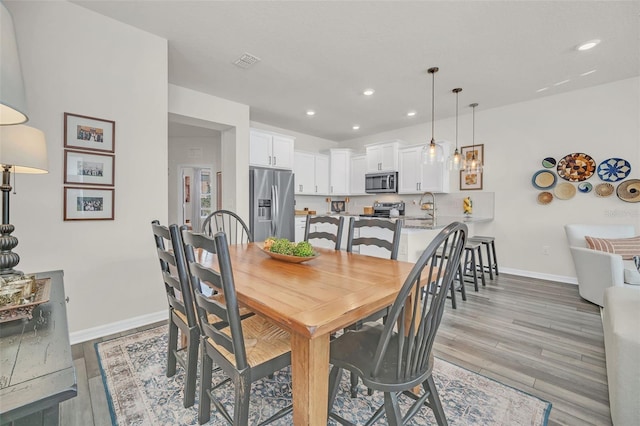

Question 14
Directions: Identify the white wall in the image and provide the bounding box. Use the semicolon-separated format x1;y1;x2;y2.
168;85;250;222
341;78;640;282
7;1;169;337
168;134;221;225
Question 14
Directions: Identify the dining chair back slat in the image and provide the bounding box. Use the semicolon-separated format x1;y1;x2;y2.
347;217;402;260
304;215;345;250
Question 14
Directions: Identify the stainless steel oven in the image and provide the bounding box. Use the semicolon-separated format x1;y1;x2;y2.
365;171;398;193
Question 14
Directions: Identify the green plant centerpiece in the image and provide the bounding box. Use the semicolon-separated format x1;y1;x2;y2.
263;237;316;258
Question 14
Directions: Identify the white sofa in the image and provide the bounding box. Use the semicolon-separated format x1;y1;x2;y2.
602;287;640;425
564;224;639;307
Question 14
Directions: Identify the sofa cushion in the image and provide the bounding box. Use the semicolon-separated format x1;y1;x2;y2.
623;260;640;285
585;235;640;260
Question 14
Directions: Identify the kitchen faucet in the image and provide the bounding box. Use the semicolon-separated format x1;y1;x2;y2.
419;192;436;223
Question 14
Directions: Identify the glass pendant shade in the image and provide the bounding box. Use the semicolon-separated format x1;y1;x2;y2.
465;102;483;174
449;87;463;171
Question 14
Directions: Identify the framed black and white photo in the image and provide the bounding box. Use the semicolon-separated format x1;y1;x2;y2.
64;187;114;221
64;112;115;153
64;149;114;186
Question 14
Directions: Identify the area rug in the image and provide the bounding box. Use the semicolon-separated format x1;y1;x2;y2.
96;326;551;425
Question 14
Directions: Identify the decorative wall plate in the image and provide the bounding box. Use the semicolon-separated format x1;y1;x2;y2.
537;192;553;205
554;182;576;200
616;179;640;203
542;157;556;168
577;182;593;193
556;153;596;182
597;158;631;182
595;182;615;197
531;170;557;190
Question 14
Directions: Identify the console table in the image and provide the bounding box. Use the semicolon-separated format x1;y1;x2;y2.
0;270;77;425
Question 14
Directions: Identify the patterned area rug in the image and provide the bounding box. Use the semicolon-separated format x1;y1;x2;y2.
96;326;551;425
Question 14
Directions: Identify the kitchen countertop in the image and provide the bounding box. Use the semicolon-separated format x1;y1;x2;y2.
400;215;493;232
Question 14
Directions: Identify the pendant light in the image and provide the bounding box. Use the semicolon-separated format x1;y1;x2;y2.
465;102;483;174
449;87;462;170
422;67;444;164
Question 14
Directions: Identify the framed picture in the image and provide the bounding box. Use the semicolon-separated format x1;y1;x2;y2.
460;170;483;190
461;144;484;165
64;187;114;221
64;112;115;153
64;149;115;186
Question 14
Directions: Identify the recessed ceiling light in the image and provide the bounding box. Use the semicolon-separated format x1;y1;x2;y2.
306;110;315;116
352;125;360;130
577;39;600;51
407;111;416;117
363;89;375;96
554;79;571;86
536;87;549;93
580;69;597;77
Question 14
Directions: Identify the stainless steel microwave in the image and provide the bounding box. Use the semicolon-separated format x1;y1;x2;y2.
365;171;398;193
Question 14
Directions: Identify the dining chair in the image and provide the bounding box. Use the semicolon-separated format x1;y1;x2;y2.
304;215;345;250
151;220;199;408
201;209;253;244
181;229;293;425
328;222;467;426
346;216;402;260
344;216;402;397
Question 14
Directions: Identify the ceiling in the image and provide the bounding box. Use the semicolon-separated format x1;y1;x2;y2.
72;1;640;142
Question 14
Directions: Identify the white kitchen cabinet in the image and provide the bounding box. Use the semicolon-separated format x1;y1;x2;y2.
294;216;307;243
350;154;366;195
250;129;294;169
329;149;352;195
294;151;328;195
366;140;403;172
398;142;450;194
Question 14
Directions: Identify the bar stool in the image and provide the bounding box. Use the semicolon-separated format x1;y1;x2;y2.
433;250;467;309
468;236;499;280
461;241;486;291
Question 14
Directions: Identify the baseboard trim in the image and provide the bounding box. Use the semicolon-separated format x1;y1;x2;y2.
500;267;578;285
70;310;166;345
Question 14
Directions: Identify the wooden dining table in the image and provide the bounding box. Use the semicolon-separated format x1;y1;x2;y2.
198;242;416;425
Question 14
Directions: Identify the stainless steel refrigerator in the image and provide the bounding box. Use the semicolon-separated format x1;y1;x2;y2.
249;167;295;241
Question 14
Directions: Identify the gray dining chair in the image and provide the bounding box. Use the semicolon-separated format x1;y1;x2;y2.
304;215;345;250
344;216;403;397
151;220;199;408
201;209;253;244
181;230;292;425
327;222;467;425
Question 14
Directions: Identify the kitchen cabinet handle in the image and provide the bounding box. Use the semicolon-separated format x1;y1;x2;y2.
299;184;303;192
268;156;272;165
315;185;318;193
273;156;277;165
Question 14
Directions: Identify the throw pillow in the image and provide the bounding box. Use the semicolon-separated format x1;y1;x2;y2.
585;235;640;260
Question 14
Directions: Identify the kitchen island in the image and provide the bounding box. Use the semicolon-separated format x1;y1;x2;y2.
399;216;493;262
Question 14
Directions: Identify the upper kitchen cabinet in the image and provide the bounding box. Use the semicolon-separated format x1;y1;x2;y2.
398;141;451;194
249;129;294;169
350;154;366;195
329;149;352;195
366;140;404;172
294;151;329;195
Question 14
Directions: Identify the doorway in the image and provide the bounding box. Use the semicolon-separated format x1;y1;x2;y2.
179;166;213;231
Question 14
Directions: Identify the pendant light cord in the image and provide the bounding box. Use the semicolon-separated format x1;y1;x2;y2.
431;71;435;143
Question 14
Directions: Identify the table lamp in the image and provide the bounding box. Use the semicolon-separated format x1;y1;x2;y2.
0;125;48;277
0;2;29;125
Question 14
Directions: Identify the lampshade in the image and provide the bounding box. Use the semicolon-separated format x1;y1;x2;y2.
0;2;29;126
0;125;48;173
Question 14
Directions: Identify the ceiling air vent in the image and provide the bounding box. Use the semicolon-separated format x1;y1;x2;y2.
233;52;261;69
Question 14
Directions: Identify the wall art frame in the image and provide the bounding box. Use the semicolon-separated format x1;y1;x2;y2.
64;149;115;186
64;187;114;221
64;112;115;153
461;144;484;165
460;170;483;190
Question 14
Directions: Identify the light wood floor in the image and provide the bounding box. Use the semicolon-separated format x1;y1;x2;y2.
61;273;609;425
